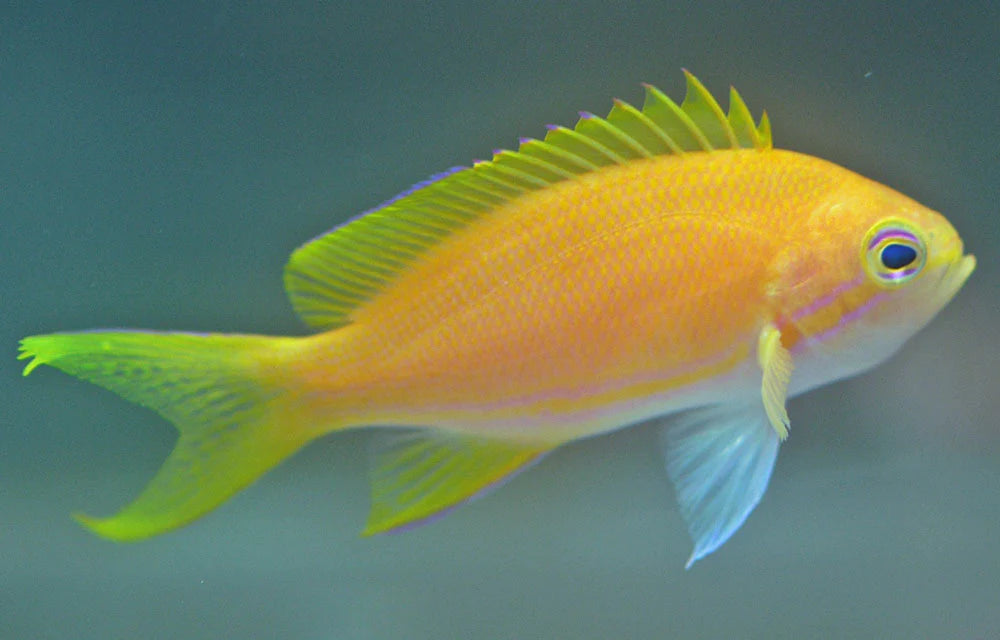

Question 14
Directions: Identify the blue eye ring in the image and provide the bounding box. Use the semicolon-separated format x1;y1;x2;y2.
862;219;927;288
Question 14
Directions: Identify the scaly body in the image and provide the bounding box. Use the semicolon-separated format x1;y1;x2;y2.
302;150;790;440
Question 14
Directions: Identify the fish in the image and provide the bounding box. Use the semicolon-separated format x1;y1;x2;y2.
18;71;975;567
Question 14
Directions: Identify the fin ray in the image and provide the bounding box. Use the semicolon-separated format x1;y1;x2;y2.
575;112;652;159
758;324;793;439
661;405;781;568
364;430;550;535
607;98;678;155
517;137;600;172
543;125;627;165
679;70;739;149
19;331;313;541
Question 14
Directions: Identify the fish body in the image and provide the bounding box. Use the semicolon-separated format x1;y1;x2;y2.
19;73;975;566
300;149;964;436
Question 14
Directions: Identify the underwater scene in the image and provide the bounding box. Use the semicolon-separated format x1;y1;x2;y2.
4;2;999;638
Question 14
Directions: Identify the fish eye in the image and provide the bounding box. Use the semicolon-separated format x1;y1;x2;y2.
862;219;926;288
880;243;918;269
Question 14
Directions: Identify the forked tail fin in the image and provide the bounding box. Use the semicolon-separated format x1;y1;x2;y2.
19;330;314;541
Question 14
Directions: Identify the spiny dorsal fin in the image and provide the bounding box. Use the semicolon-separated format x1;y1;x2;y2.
284;71;771;330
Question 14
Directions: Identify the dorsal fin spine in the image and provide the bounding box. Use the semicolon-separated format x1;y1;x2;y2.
425;187;492;211
452;176;513;204
542;127;617;166
680;71;739;149
609;99;683;154
642;85;714;151
496;148;578;180
758;111;772;149
395;211;461;234
518;138;600;172
493;150;567;182
642;85;712;151
383;210;448;234
724;87;758;149
449;177;509;205
547;125;626;164
420;189;490;213
483;161;552;188
404;199;479;223
675;103;716;150
575;114;644;160
580;114;653;158
467;165;530;194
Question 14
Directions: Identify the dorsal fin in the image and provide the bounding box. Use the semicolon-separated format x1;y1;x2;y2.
284;71;771;330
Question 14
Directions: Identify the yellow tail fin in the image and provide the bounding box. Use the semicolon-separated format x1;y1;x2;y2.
19;330;311;541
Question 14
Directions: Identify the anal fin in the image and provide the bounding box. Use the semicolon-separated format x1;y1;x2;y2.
364;430;551;535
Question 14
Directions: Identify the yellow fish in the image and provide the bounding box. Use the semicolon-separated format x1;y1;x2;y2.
19;72;975;567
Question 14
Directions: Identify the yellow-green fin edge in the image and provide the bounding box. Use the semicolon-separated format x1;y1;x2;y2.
284;71;771;330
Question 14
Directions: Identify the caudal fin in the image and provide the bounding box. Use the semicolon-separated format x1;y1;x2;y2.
19;330;312;541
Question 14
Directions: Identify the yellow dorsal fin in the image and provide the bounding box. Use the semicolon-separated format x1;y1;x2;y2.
284;71;771;330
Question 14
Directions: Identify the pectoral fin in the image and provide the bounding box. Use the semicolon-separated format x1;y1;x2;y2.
661;405;781;568
758;324;793;440
364;431;551;535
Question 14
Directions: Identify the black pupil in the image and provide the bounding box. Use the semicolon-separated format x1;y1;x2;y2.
881;243;918;269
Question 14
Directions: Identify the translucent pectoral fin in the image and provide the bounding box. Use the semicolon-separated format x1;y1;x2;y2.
758;324;793;440
364;430;551;535
661;405;781;568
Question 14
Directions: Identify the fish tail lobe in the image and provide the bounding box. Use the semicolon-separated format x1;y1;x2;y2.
19;330;321;541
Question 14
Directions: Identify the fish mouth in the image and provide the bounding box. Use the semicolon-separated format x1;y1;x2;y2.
933;253;976;304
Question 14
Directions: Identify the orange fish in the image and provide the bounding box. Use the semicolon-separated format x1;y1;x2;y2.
19;72;975;567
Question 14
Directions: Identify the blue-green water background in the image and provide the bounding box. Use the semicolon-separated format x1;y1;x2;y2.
4;2;999;638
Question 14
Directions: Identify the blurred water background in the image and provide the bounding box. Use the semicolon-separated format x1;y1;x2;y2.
3;2;999;638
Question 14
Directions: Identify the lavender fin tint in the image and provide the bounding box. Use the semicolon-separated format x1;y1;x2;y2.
362;166;468;216
294;165;469;249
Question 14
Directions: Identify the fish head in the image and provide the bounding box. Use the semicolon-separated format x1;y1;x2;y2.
782;173;976;388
